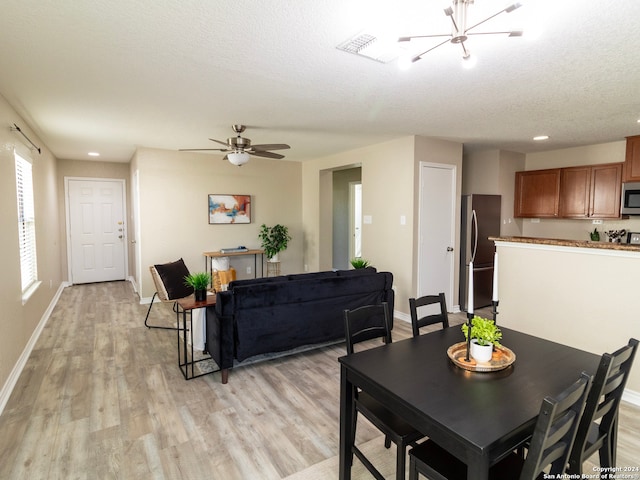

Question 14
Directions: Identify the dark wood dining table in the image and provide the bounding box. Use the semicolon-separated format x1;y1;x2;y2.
338;326;600;480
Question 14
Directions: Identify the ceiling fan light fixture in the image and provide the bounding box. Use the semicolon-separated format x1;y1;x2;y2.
227;151;250;166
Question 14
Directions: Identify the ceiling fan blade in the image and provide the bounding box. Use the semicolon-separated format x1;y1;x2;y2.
251;143;291;151
249;150;285;159
179;148;228;152
208;137;231;147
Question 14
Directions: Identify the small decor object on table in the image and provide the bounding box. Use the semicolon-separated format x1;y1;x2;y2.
184;272;210;302
350;257;370;269
258;224;291;263
461;316;502;363
589;228;600;241
450;316;515;372
605;229;626;243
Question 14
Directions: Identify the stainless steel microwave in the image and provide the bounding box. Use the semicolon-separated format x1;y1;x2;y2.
621;182;640;215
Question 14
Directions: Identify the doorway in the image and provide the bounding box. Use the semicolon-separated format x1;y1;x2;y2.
65;178;127;284
417;162;456;306
332;167;362;269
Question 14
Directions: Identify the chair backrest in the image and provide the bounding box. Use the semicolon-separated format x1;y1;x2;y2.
150;258;194;301
343;302;392;355
569;337;639;471
519;372;592;480
409;293;449;337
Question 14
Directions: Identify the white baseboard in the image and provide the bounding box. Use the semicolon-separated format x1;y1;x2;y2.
622;388;640;407
0;282;68;416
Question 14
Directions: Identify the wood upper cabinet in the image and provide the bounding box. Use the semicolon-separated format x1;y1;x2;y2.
624;135;640;182
559;166;591;218
515;163;622;219
514;169;561;218
590;163;622;218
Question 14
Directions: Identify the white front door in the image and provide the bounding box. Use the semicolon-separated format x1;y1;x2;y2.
66;178;126;284
417;163;456;305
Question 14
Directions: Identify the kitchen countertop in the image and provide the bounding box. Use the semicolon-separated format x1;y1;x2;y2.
489;236;640;252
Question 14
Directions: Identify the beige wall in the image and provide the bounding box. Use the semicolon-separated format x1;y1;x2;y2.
463;149;525;238
496;241;640;396
521;141;640;240
0;95;62;398
133;148;303;299
303;136;463;317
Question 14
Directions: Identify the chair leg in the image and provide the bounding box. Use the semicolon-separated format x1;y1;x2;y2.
396;442;407;480
408;454;419;480
144;293;180;330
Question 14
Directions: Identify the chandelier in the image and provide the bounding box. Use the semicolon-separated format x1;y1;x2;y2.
398;0;523;66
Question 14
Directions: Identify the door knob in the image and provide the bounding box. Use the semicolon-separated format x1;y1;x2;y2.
118;235;123;239
447;247;454;252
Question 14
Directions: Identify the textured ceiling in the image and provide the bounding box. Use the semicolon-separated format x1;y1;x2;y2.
0;0;639;163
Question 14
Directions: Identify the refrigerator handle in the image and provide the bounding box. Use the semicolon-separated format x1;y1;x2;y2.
471;209;478;263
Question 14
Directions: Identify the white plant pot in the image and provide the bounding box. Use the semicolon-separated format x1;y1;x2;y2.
470;339;493;363
268;253;279;263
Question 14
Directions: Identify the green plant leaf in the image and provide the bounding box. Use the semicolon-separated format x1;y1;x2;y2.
461;316;502;347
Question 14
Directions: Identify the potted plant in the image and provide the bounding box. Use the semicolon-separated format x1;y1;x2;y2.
258;224;291;262
590;228;600;241
350;257;370;269
461;316;502;363
184;272;210;302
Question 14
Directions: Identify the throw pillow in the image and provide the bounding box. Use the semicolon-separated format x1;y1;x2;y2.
154;258;194;300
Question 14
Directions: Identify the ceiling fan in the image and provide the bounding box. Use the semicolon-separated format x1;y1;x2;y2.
180;125;290;166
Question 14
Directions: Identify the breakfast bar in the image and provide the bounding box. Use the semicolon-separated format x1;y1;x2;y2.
490;236;640;397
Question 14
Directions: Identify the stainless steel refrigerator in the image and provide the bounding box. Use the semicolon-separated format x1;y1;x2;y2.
459;194;501;312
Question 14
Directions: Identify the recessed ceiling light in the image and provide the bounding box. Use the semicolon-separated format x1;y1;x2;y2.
533;135;549;141
88;152;100;157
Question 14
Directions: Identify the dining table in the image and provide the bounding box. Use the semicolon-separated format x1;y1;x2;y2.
338;325;601;480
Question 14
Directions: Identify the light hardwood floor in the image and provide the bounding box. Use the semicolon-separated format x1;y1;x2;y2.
0;282;638;479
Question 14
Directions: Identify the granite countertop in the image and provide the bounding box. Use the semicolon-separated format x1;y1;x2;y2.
489;236;640;252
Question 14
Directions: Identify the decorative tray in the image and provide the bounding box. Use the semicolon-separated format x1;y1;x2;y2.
447;342;516;372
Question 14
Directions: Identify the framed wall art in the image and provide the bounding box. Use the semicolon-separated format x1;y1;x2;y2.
208;194;251;224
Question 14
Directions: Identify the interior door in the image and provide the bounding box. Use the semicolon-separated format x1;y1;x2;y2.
417;163;456;306
67;178;126;284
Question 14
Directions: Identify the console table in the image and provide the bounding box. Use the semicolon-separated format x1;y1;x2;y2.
203;249;264;279
176;293;218;380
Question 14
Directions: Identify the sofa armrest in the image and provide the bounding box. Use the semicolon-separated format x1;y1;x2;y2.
206;306;235;372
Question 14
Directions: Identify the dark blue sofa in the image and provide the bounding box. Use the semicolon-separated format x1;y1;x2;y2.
206;267;394;383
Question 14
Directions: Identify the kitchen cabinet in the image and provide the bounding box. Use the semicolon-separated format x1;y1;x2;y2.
514;169;561;218
515;163;622;219
590;163;622;218
559;166;591;218
623;135;640;182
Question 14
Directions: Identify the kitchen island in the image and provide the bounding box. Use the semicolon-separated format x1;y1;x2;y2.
490;236;640;402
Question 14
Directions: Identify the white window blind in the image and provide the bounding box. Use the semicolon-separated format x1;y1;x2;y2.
15;152;38;293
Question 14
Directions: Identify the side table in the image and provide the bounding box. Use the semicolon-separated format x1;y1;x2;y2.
176;292;218;380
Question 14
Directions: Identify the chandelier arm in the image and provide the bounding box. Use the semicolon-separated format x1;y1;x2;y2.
398;33;452;42
466;31;519;36
460;41;470;57
465;7;513;33
412;38;453;61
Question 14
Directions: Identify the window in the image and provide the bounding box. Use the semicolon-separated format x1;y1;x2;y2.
15;152;38;295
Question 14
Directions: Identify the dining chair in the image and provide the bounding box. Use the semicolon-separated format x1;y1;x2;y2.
408;371;592;480
408;293;449;337
343;302;425;480
144;258;194;330
568;337;638;476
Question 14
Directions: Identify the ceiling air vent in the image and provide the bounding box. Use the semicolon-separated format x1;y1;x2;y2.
336;32;402;64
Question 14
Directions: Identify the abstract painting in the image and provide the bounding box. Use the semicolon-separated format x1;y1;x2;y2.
208;194;251;224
